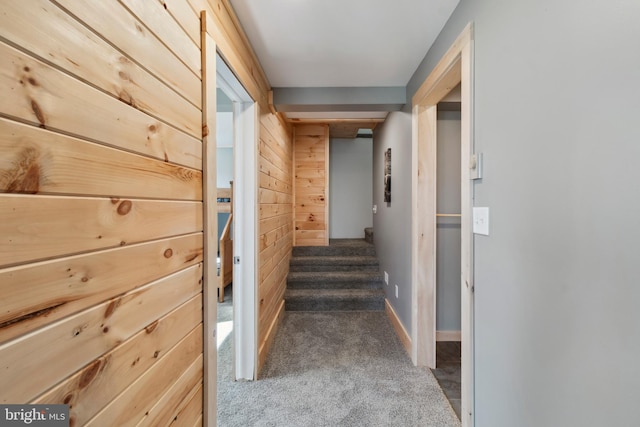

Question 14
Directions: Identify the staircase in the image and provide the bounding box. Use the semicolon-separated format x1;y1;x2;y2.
285;239;385;311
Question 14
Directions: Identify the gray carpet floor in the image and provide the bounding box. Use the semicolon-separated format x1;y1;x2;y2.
217;293;460;427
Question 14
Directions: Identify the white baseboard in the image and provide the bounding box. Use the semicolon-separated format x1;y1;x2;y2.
385;299;411;356
436;330;461;341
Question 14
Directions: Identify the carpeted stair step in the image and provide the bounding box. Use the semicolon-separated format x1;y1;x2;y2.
289;255;380;272
292;239;376;257
286;238;384;311
284;289;385;311
287;271;383;289
364;227;374;244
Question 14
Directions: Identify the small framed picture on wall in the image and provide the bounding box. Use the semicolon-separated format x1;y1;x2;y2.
384;148;391;203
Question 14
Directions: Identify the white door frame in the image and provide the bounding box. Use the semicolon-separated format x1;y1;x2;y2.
216;55;259;381
411;23;475;426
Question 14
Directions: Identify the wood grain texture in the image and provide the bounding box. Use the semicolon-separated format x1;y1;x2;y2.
0;119;201;198
0;0;201;139
201;23;217;426
0;266;202;404
0;194;202;267
293;124;329;246
0;233;203;345
0;0;205;424
164;382;202;427
33;295;202;425
119;0;201;76
134;338;203;427
158;0;202;47
414;104;437;368
0;41;201;169
85;330;203;426
54;0;201;107
256;109;293;372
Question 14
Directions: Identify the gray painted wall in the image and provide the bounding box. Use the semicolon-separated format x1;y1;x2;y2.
217;148;233;189
329;138;373;238
436;110;461;332
217;148;233;244
375;0;640;425
373;111;413;330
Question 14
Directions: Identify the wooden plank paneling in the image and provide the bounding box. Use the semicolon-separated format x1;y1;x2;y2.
0;41;201;169
150;384;206;426
0;0;201;139
0;195;202;267
33;295;202;425
0;266;202;404
54;0;201;107
201;21;217;425
158;0;202;47
0;0;205;423
294;124;329;246
0;231;203;346
119;0;201;76
256;109;293;371
86;331;203;426
0;119;201;198
134;340;203;427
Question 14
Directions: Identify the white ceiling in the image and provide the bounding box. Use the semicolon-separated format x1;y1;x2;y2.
229;0;460;88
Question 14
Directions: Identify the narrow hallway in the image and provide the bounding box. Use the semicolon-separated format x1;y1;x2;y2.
217;310;459;426
217;241;459;426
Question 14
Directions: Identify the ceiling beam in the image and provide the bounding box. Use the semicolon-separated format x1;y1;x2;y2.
272;86;406;112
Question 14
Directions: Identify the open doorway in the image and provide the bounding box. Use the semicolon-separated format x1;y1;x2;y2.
411;24;474;427
329;136;373;239
215;53;258;390
431;88;463;418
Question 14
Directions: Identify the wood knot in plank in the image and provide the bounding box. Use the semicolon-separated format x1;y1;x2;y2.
2;146;43;194
117;200;132;215
30;99;46;127
118;90;136;107
145;320;159;334
79;359;103;389
104;299;121;319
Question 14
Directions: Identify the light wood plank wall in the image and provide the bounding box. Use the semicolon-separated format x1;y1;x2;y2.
1;4;293;424
293;124;330;246
0;0;206;424
192;0;294;371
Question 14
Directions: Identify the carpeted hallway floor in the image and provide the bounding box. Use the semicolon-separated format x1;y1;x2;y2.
217;291;460;427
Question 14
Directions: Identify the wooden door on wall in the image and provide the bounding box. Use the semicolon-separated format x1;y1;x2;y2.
293;124;329;246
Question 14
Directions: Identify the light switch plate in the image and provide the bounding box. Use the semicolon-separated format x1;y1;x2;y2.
473;207;489;235
470;153;483;180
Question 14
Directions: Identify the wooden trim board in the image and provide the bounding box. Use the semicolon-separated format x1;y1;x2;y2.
436;330;462;342
411;22;474;427
385;299;411;357
258;299;285;371
200;12;217;427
